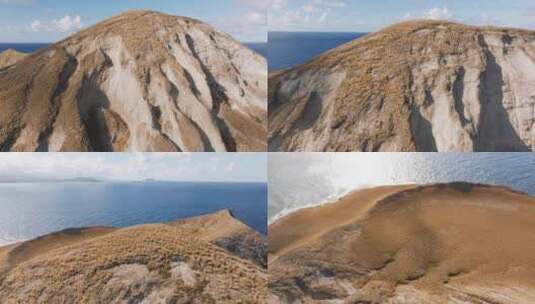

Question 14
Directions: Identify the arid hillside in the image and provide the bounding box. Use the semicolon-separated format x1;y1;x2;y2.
269;183;535;303
269;20;535;152
0;209;267;303
0;10;267;152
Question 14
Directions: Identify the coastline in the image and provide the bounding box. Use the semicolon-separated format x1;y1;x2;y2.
268;182;535;302
269;183;416;224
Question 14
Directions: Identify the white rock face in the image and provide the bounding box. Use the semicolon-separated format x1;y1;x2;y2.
0;10;267;152
411;33;535;152
269;21;535;152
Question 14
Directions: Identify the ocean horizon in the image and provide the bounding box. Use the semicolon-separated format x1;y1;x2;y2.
268;31;367;71
0;181;267;246
245;42;267;58
269;153;535;222
0;43;49;53
1;42;268;58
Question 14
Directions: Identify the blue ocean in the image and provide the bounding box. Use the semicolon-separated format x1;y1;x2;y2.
0;182;267;245
268;32;367;71
1;43;268;58
269;153;535;222
245;42;267;58
0;43;49;53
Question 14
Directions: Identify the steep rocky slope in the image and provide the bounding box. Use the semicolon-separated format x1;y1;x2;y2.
268;183;535;303
0;10;267;152
269;21;535;151
0;49;27;69
172;209;267;268
0;210;267;303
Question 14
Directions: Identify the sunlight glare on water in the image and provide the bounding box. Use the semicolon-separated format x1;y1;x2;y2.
269;153;535;222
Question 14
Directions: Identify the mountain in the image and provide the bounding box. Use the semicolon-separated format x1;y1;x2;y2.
0;210;266;303
0;49;27;69
268;183;535;303
0;10;267;152
269;21;535;152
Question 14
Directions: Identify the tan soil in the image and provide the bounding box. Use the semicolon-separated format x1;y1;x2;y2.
269;183;535;303
0;209;267;303
269;20;535;152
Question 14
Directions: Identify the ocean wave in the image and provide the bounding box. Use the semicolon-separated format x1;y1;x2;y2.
268;187;355;224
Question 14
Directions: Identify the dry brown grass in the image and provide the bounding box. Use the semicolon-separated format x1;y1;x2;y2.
269;183;535;303
268;20;535;151
0;10;267;152
0;211;267;303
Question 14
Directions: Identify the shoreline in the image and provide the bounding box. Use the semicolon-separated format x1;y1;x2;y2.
269;183;412;225
268;181;535;302
269;181;530;225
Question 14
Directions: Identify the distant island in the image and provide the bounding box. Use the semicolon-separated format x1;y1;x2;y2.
141;178;159;183
62;177;102;183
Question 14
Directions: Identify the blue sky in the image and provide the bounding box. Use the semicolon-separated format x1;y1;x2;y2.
268;0;535;32
0;153;267;182
0;0;267;42
4;1;532;42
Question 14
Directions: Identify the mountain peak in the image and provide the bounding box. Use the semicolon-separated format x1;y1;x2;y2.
378;19;531;36
104;9;198;23
216;208;235;218
0;10;267;152
269;20;535;152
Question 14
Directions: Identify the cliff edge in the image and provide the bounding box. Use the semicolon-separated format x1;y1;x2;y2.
269;21;535;152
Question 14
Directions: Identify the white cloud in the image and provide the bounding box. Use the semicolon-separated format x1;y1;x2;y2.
403;7;452;21
245;12;267;25
0;153;266;183
26;15;83;33
235;0;270;10
314;0;346;8
53;15;83;32
270;0;286;10
318;11;329;23
212;0;267;42
28;20;42;32
303;4;318;13
215;14;267;42
269;0;347;28
423;7;452;20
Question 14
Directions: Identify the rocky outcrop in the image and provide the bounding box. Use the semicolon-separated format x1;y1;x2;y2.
268;183;535;303
172;209;267;268
269;21;535;151
0;10;267;152
0;210;267;303
0;49;27;69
